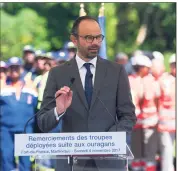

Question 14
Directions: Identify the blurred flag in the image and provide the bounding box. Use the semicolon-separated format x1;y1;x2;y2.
98;3;107;59
79;3;87;17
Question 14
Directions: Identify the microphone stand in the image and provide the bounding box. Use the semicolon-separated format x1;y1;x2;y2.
68;155;74;171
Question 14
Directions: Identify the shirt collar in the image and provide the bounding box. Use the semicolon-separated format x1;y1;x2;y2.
75;54;97;70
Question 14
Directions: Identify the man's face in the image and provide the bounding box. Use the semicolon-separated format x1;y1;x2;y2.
35;58;46;71
23;51;35;63
140;66;150;77
73;20;102;59
8;65;21;82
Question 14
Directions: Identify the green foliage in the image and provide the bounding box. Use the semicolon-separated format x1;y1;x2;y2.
164;51;175;72
104;3;118;60
1;2;176;61
1;8;49;61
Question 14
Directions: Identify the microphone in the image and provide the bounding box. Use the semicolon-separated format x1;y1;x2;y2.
89;74;118;131
90;75;132;156
24;77;75;133
92;89;118;132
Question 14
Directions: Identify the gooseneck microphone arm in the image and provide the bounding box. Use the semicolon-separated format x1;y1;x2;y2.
90;74;118;131
94;94;118;132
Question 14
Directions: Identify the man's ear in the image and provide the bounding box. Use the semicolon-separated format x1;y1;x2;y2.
70;34;78;46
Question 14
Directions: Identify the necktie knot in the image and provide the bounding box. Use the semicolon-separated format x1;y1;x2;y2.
84;62;92;69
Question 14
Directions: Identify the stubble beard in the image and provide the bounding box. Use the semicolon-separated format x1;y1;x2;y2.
78;47;99;60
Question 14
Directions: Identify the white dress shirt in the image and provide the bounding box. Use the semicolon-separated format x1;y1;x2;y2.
54;55;97;120
75;55;97;88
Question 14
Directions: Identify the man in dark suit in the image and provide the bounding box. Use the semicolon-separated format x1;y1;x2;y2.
38;16;136;171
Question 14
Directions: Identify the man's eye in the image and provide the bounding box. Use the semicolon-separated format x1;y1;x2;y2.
96;35;102;39
86;36;93;40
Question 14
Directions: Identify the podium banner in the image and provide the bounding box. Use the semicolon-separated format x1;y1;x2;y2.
15;132;126;156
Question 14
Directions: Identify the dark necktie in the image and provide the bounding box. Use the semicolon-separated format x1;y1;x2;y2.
83;63;93;108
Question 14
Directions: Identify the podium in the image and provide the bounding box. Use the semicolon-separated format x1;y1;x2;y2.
15;132;134;171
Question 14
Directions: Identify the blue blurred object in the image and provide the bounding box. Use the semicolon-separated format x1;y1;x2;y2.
53;50;68;61
7;57;23;66
98;16;107;59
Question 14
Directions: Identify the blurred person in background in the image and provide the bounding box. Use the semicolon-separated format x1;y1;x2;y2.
0;57;38;171
43;52;54;72
64;41;77;60
140;55;160;171
150;51;166;169
36;52;57;112
115;52;135;75
152;51;164;62
32;50;50;88
130;55;152;171
34;51;62;132
0;61;9;171
33;50;47;76
44;52;59;72
152;51;165;80
36;50;67;116
157;54;176;171
130;55;159;171
7;45;35;84
115;52;128;65
128;55;144;171
22;45;35;73
33;51;53;134
34;51;65;171
151;59;165;80
0;61;8;88
44;60;52;72
22;49;45;83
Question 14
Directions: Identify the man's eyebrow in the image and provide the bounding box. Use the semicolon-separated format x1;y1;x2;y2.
84;34;102;37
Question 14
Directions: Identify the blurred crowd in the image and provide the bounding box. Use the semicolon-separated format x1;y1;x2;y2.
115;51;176;171
0;43;176;171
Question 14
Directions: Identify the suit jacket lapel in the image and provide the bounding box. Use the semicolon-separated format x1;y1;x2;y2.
90;57;107;110
67;58;88;110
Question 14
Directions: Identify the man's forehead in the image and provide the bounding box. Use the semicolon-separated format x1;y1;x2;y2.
78;20;101;34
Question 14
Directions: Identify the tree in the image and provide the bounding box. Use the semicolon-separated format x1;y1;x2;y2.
1;2;176;61
1;8;49;60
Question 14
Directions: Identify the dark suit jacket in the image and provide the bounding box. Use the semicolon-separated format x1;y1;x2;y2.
38;57;136;171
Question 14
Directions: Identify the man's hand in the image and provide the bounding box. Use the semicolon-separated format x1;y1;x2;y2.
55;86;73;115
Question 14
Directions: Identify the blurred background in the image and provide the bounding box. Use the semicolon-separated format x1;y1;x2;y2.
1;2;176;70
0;2;176;171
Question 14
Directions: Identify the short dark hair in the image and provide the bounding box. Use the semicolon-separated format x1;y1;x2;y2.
71;16;99;36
